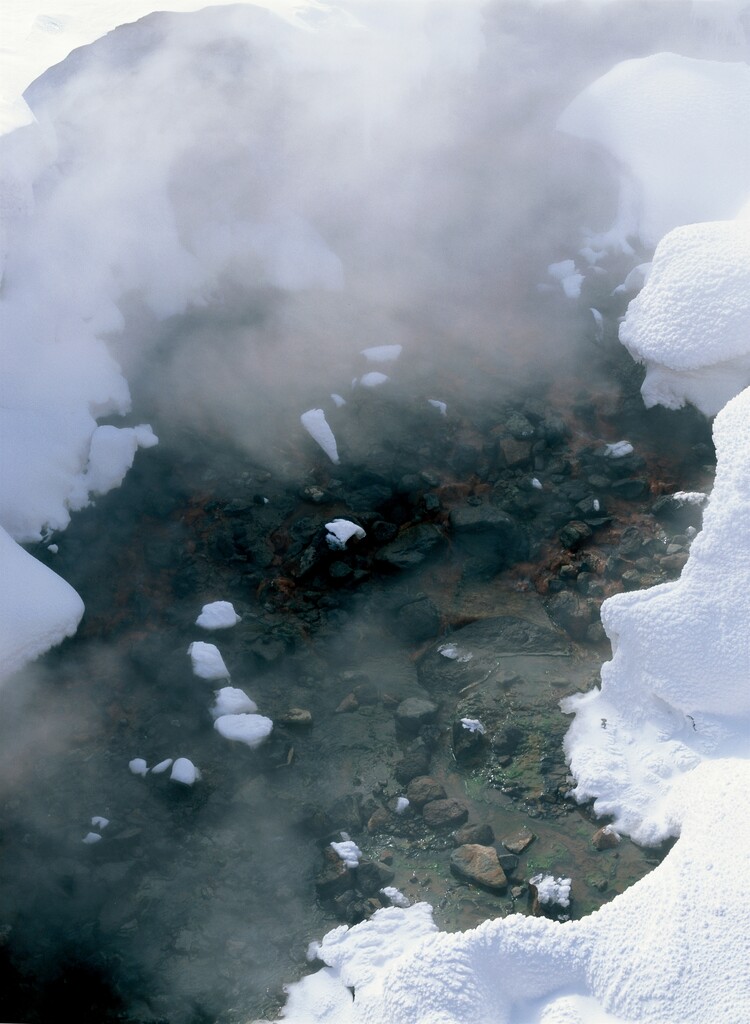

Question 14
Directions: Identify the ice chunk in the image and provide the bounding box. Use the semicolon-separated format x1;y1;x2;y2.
170;758;199;785
128;758;147;777
361;345;402;363
325;519;366;550
331;839;361;868
214;713;273;748
195;601;241;630
300;409;339;464
188;641;230;680
210;686;258;718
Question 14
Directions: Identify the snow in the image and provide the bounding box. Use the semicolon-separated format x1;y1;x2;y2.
214;713;273;748
531;874;572;908
428;399;447;416
361;345;402;363
91;816;109;829
380;887;410;908
187;641;230;681
548;259;584;299
331;393;347;408
619;213;750;416
359;372;389;388
460;718;485;735
330;840;362;869
0;524;84;682
557;53;750;249
210;687;258;718
395;797;409;814
195;601;241;630
82;832;102;844
170;757;199;785
603;441;633;459
325;519;366;550
531;478;543;490
128;758;147;777
301;409;340;465
150;759;173;774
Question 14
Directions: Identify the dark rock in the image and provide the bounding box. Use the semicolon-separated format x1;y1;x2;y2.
450;845;507;891
394;746;432;785
592;826;620;851
355;859;395;897
367;807;391;834
559;520;592;551
609;478;648;500
451;719;487;764
392;596;441;642
542;415;569;445
621;569;642;590
505;412;536;440
278;708;313;727
406;776;447;808
371;520;399;544
497;852;519;874
422;799;469;828
545;591;594;641
329;561;353;579
315;847;354;899
652;493;705;530
395;698;439;735
491;724;524;757
498;438;533;468
452;823;495;847
618;525;644;557
501;826;535;855
449;503;527;578
376;524;445;570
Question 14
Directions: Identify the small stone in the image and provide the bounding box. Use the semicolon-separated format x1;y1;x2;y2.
378;849;394;865
335;693;359;714
315;847;354;899
406;776;447;808
610;478;648;500
559;521;592;551
501;826;535;855
451;719;487;764
355;859;395;897
450;845;507;892
498;437;533;468
367;807;391;834
592;825;620;851
422;798;469;829
395;698;439;735
394;747;432;785
278;708;313;727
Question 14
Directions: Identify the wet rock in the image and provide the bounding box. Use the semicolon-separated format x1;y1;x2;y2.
618;525;645;557
497;437;533;468
452;823;495;847
505;412;536;440
392;595;441;642
422;798;469;829
660;552;689;573
395;698;439;735
451;719;487;764
491;724;524;757
542;415;570;445
545;591;594;641
371;520;399;544
592;825;621;851
501;826;536;855
450;845;507;892
376;523;445;570
335;693;359;714
652;493;704;531
355;859;395;897
586;621;607;644
559;520;592;551
315;847;354;899
621;569;642;590
497;852;519;875
367;807;391;833
394;745;432;785
406;776;447;808
610;478;648;500
449;503;527;578
329;561;353;580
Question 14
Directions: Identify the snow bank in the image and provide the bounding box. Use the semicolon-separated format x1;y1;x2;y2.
619;211;750;415
557;53;750;249
562;385;750;844
0;525;84;682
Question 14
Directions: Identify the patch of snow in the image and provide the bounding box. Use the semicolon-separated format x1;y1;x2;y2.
188;641;230;680
438;642;472;663
331;393;346;407
330;839;362;868
210;686;258;718
531;873;572;908
613;262;651;296
531;477;543;490
361;345;402;362
548;259;584;298
360;371;389;388
91;816;109;829
128;758;147;777
150;759;173;774
82;832;102;844
214;713;273;748
460;718;485;735
380;886;410;908
428;399;447;416
301;409;340;464
325;519;366;550
195;601;241;630
47;543;58;553
395;797;409;814
170;758;199;785
604;441;633;458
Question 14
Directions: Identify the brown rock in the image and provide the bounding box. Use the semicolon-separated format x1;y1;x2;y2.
592;825;620;851
406;776;447;808
335;693;359;713
452;823;495;847
501;826;535;855
278;707;313;727
498;438;532;468
450;845;507;892
315;847;354;899
422;798;469;828
367;807;391;834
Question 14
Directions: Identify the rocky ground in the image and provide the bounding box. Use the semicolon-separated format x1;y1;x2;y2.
0;328;713;1023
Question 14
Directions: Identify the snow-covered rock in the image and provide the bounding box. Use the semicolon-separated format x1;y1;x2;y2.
170;757;200;785
301;409;340;464
214;713;273;748
325;519;366;551
330;839;362;869
210;686;258;718
361;345;402;363
187;641;230;680
195;601;241;630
